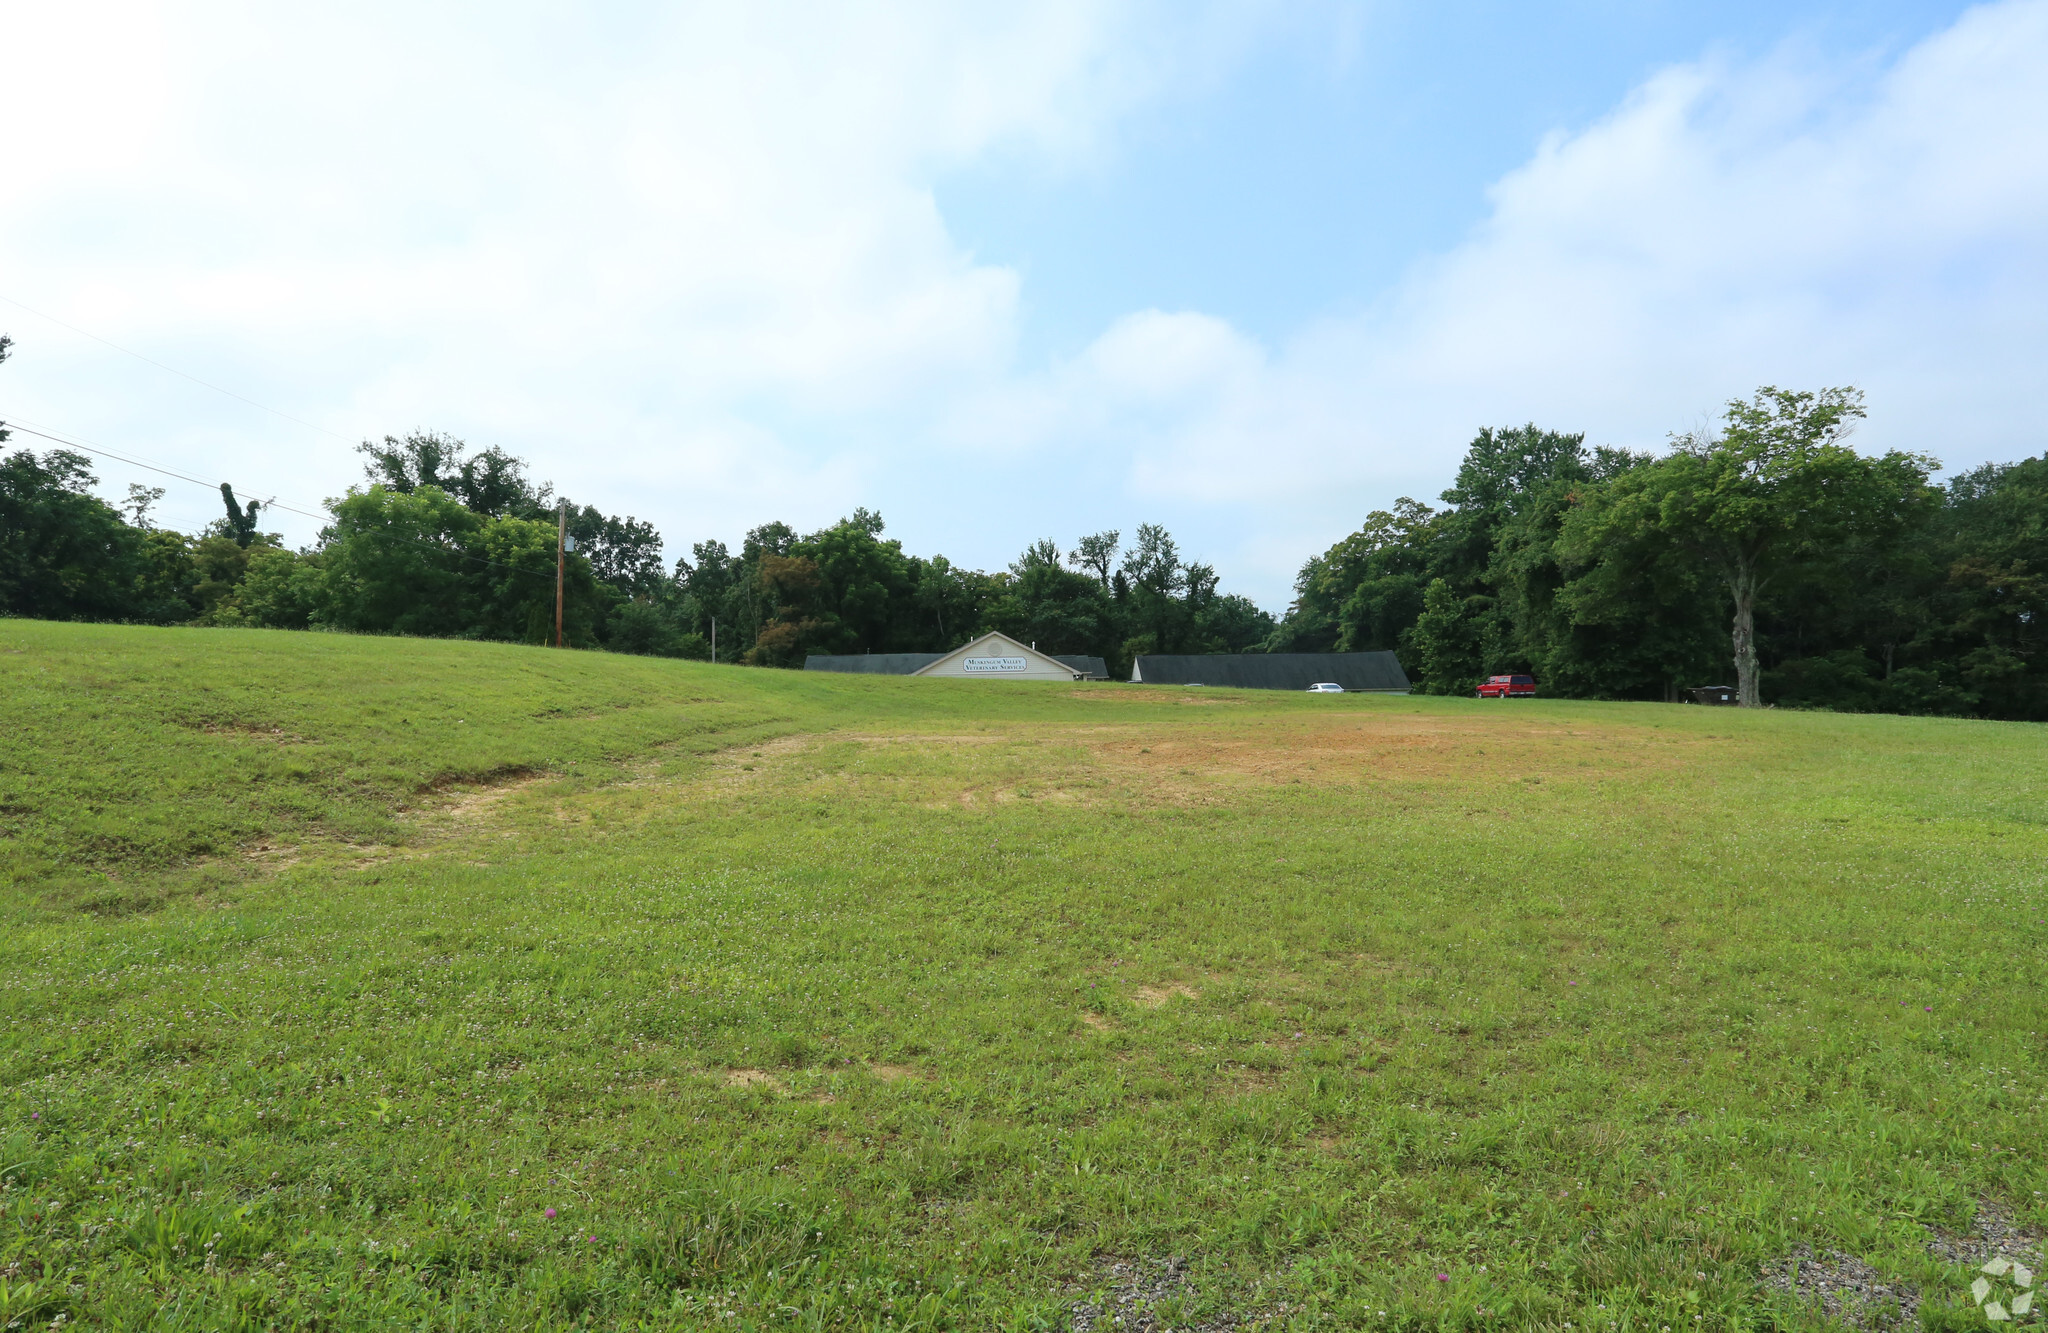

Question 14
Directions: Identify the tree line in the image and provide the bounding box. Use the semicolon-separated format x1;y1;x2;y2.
0;341;1269;672
1270;386;2047;720
4;335;2043;717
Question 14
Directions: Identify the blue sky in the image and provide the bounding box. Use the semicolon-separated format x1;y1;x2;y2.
941;2;1976;355
1;1;2038;608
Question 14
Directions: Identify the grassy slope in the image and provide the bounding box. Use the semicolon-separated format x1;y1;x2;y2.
2;620;2045;1331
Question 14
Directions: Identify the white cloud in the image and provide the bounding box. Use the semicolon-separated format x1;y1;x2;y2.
3;1;2045;607
0;1;1243;538
986;0;2048;596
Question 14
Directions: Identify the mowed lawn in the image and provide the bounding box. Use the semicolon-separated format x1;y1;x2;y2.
2;622;2044;1331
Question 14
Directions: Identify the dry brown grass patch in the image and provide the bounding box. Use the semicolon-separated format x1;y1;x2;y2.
1131;983;1199;1007
435;772;549;825
724;1068;781;1089
867;1063;921;1082
514;705;1712;832
1088;712;1690;789
832;733;1008;747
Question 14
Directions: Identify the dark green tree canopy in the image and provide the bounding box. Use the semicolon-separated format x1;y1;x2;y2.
355;432;554;519
11;376;2038;714
1270;388;2036;716
0;449;152;622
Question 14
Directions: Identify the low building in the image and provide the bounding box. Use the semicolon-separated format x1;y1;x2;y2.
1130;651;1410;692
1050;655;1110;680
805;631;1104;681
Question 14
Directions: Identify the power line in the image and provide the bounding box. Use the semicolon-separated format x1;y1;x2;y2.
0;302;594;588
1;417;559;584
0;293;356;444
0;304;571;586
3;418;327;522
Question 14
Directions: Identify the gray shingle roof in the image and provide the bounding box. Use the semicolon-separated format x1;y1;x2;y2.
1132;651;1410;691
803;653;945;674
1053;655;1109;680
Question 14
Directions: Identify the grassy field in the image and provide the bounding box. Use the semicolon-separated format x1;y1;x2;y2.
3;620;2045;1331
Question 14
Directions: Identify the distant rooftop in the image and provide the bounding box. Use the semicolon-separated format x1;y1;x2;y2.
803;653;945;674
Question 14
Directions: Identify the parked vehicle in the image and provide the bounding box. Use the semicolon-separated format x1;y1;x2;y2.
1306;682;1345;694
1476;674;1536;698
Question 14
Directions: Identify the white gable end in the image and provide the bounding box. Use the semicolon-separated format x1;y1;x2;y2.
912;631;1082;680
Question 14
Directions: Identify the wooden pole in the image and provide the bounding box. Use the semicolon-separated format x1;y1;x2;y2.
555;502;566;648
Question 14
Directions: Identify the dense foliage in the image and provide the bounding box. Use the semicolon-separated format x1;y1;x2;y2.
8;325;2042;714
1272;388;2047;719
1;332;1263;672
677;515;1271;672
0;435;1264;674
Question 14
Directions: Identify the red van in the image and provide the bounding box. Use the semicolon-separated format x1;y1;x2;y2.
1476;674;1536;698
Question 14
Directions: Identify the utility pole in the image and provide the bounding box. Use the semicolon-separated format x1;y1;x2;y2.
711;617;717;663
554;502;566;648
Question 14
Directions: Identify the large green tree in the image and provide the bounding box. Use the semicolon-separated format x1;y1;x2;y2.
355;432;553;519
1568;388;1935;706
0;449;154;621
986;539;1119;659
1406;577;1475;695
317;486;484;635
1119;523;1197;658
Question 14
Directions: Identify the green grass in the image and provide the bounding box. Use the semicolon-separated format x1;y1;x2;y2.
3;619;2045;1331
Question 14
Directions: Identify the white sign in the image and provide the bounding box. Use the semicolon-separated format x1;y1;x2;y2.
963;656;1028;673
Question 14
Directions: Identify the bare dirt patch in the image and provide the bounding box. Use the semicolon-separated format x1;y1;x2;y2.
1066;691;1188;705
723;1068;781;1089
1132;984;1199;1007
244;842;303;868
433;771;549;825
1090;714;1684;788
234;770;547;872
833;733;1009;746
544;706;1709;825
867;1063;920;1082
1077;1012;1114;1032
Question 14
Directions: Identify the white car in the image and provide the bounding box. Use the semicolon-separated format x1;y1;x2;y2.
1306;682;1345;694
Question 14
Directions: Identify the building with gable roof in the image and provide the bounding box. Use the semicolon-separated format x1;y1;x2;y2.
805;631;1105;681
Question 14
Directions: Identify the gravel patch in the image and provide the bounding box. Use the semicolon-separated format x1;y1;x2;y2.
1763;1198;2044;1330
1762;1247;1918;1330
1927;1198;2044;1271
1067;1257;1284;1333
